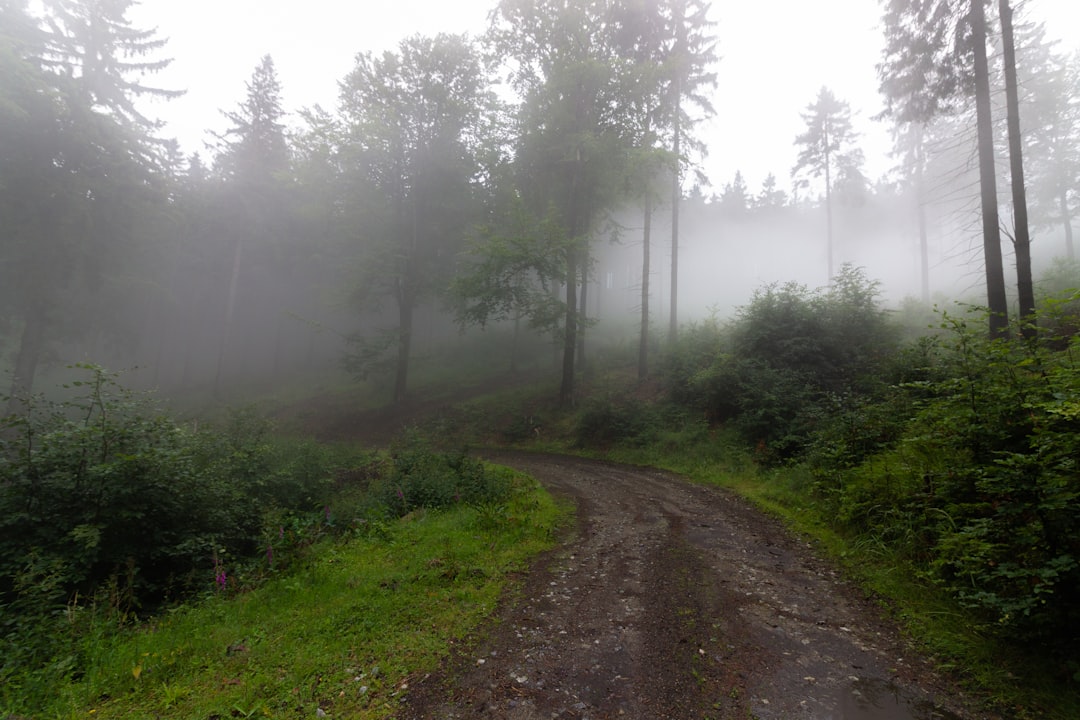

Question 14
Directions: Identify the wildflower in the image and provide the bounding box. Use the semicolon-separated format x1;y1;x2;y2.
266;544;274;567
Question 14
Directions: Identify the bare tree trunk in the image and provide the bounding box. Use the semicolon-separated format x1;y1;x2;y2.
669;98;681;345
1061;189;1075;261
1000;0;1035;338
824;139;834;282
214;234;244;398
972;0;1010;337
638;193;653;380
560;247;578;407
577;247;588;374
393;291;413;403
7;302;46;415
916;124;930;304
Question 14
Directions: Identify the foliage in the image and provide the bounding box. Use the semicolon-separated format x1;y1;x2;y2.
661;266;900;460
374;433;513;516
804;308;1080;661
2;472;565;719
0;367;533;709
574;395;691;449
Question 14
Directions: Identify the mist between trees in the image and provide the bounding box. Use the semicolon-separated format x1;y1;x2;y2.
1;0;1078;409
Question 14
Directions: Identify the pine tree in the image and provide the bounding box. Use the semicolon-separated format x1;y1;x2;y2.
792;86;864;281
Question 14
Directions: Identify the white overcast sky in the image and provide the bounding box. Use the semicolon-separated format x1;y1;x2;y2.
132;0;1080;196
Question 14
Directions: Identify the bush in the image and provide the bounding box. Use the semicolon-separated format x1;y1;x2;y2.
810;310;1080;657
661;267;900;461
372;433;512;516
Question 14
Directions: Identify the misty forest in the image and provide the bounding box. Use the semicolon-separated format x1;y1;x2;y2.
2;0;1080;717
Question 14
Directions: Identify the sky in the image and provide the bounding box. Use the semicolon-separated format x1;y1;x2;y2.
132;0;1080;197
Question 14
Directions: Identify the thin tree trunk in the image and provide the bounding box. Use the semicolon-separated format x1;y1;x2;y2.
577;247;588;373
560;248;578;407
7;302;46;415
639;193;653;380
1000;0;1035;338
1061;189;1075;260
824;140;834;282
214;234;244;398
971;0;1010;337
669;94;681;344
393;290;413;403
916;124;930;304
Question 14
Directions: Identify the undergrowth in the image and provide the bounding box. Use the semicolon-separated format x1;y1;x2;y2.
0;366;567;717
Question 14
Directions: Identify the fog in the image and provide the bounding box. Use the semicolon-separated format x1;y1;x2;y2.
2;0;1078;409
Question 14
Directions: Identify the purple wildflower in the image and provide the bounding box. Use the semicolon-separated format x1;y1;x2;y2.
266;544;274;567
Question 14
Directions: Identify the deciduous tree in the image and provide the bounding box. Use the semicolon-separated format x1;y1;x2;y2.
339;33;487;402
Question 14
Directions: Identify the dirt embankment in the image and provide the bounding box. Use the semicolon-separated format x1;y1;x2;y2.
399;452;999;720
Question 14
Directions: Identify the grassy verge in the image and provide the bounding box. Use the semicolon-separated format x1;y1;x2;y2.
32;469;567;720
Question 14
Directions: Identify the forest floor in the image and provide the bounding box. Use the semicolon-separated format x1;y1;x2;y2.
285;393;1002;719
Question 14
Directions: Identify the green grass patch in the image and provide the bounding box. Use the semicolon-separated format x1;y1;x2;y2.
22;470;567;720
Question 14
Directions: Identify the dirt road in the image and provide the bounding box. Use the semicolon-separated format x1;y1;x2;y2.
400;452;998;720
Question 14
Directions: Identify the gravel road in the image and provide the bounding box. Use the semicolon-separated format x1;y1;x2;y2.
399;452;1000;720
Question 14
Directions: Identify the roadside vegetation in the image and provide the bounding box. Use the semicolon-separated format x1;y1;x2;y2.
438;262;1080;719
0;367;565;718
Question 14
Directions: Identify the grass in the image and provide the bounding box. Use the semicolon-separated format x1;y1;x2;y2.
29;470;568;720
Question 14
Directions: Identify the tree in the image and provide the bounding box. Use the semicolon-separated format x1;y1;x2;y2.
878;0;1010;336
997;0;1034;335
753;172;788;212
889;121;933;303
609;0;675;380
339;33;486;402
38;0;181;165
1;0;176;410
1023;42;1080;261
488;0;635;405
718;170;749;217
210;54;291;396
664;0;717;343
792;86;864;281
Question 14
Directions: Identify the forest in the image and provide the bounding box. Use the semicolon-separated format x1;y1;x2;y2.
1;0;1080;717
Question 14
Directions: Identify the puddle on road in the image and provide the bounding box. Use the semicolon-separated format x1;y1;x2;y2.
839;678;962;720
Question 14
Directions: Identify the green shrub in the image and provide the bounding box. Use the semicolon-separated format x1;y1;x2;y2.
373;433;512;516
811;310;1080;657
661;266;901;461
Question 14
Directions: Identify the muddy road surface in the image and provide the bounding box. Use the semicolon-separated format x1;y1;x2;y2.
400;452;998;720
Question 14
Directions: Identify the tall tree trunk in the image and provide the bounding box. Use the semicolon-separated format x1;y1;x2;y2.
824;140;834;282
669;92;681;344
7;302;46;415
1061;189;1075;261
393;289;413;403
577;267;588;374
560;248;578;407
559;155;583;408
971;0;1010;337
916;124;930;304
214;234;244;398
638;193;653;380
1000;0;1035;338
